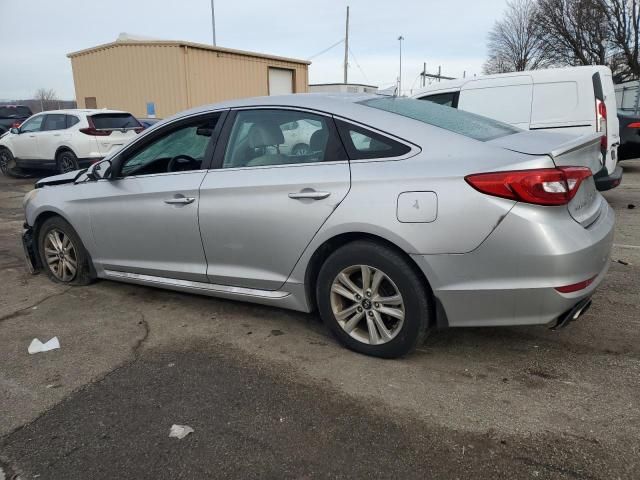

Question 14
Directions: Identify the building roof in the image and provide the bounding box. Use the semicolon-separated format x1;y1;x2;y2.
67;39;311;65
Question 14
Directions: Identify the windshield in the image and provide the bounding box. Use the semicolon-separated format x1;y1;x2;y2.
90;113;141;129
359;97;519;142
0;106;32;118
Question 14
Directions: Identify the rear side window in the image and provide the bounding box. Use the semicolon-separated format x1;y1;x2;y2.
0;106;32;118
336;121;411;160
360;97;519;141
90;113;141;130
418;92;459;108
43;114;67;131
66;115;80;128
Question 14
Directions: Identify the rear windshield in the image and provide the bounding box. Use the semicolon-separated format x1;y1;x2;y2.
359;97;519;141
90;113;141;129
0;106;32;118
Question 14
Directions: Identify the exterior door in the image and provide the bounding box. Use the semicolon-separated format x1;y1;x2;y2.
87;113;223;281
268;68;294;95
198;108;351;290
39;114;69;161
12;114;45;159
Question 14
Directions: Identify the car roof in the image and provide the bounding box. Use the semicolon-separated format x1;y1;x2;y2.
30;109;131;115
411;65;612;97
169;93;378;122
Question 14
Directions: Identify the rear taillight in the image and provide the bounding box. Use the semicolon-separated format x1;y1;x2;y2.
627;122;640;129
79;127;112;136
11;121;22;128
555;275;596;293
595;99;607;133
465;167;593;206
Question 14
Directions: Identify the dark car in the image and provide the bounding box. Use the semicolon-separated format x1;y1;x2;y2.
618;110;640;160
0;105;33;134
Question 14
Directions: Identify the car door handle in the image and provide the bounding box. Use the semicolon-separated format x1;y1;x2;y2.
164;197;195;205
288;190;331;200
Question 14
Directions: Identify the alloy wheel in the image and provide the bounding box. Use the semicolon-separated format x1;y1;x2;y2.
44;229;78;282
0;151;13;174
60;155;77;173
330;264;405;345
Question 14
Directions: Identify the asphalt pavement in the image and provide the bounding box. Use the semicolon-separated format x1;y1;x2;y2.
1;162;639;479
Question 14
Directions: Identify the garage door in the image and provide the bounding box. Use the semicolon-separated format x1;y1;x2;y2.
268;68;294;95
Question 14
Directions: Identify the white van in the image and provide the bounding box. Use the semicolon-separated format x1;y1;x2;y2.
411;66;622;190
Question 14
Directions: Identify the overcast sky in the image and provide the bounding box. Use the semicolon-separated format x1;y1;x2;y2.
0;0;507;100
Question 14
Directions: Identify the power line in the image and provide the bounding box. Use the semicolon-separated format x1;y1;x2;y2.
307;39;345;60
348;46;370;83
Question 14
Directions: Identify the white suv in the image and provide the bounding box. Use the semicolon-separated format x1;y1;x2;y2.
0;109;143;176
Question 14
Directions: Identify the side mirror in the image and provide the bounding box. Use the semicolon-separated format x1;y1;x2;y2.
86;159;112;180
10;128;20;134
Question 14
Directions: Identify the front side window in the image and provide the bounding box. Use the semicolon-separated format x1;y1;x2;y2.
120;115;219;177
19;115;44;133
360;97;519;141
223;110;344;168
43;114;67;131
337;121;411;160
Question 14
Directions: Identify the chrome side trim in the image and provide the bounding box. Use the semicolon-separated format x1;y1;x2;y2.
103;269;290;299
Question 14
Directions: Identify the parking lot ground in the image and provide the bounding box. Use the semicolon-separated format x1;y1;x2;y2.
1;162;639;479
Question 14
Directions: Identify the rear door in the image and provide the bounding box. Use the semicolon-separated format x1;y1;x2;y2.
88;112;142;157
198;108;351;290
39;113;70;160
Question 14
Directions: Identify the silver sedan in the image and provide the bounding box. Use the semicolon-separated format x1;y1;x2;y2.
21;94;614;358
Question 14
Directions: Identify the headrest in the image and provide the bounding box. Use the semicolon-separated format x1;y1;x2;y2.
248;123;284;148
309;129;329;151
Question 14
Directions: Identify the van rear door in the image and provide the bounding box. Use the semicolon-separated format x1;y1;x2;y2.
458;75;533;129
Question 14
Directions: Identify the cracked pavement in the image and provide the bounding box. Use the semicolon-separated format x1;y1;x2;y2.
0;163;639;479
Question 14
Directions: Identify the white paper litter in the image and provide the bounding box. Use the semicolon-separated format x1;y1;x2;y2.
169;424;194;439
28;337;60;354
0;465;5;480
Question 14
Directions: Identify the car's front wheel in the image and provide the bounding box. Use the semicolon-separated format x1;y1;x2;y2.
316;241;432;358
37;216;93;285
0;148;25;177
57;150;79;174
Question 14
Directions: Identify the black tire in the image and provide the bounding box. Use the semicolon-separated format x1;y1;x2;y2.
37;216;93;285
0;148;27;178
56;150;79;174
316;240;432;358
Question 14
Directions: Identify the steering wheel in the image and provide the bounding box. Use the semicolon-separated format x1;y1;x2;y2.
167;154;198;172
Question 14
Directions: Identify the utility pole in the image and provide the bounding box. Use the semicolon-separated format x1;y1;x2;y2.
398;35;404;95
343;6;349;84
210;0;216;46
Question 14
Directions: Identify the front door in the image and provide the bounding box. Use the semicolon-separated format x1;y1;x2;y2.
87;112;224;281
12;114;45;160
199;108;351;290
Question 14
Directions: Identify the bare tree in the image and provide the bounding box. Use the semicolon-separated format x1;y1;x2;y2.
536;0;610;67
34;88;58;112
483;0;555;74
599;0;640;80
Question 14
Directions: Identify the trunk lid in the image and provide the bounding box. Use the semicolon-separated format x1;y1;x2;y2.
489;131;604;227
88;113;141;156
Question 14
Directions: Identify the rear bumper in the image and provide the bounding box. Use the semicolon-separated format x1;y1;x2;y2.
412;199;615;327
594;164;623;191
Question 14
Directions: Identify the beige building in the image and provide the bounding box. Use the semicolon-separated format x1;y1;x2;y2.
67;38;310;118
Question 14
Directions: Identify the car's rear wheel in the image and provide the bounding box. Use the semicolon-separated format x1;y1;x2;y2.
316;240;432;358
37;216;93;285
57;150;79;174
